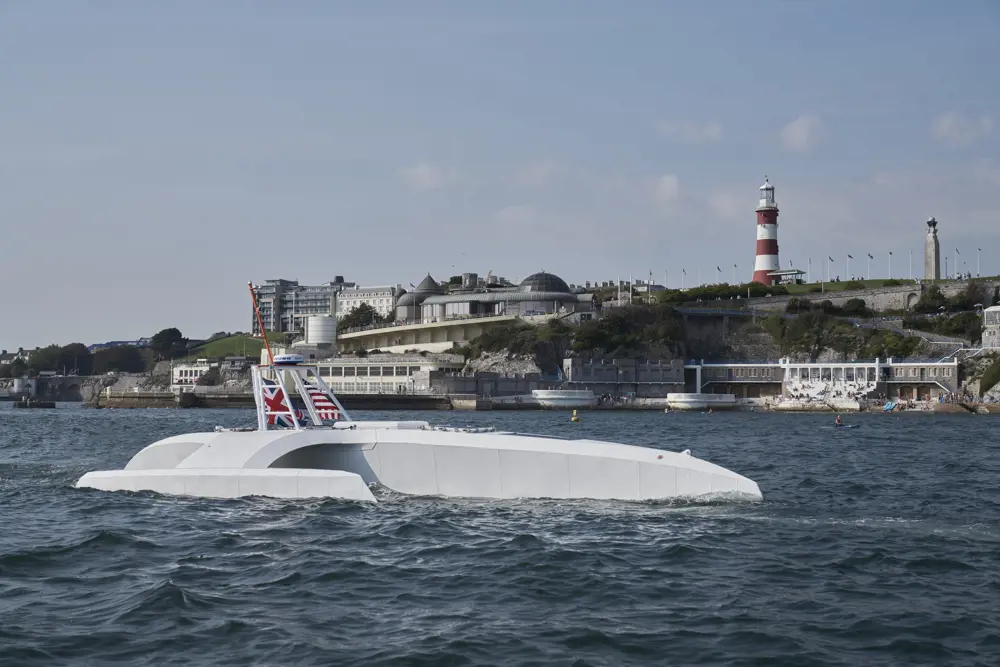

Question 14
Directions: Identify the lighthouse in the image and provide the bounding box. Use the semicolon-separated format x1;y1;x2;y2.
752;176;780;285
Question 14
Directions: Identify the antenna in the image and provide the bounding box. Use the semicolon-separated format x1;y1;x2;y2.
248;282;276;366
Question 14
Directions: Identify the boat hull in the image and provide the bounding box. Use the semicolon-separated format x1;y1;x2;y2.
76;423;762;503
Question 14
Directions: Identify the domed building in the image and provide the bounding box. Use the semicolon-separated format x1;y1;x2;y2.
394;274;444;322
395;271;592;325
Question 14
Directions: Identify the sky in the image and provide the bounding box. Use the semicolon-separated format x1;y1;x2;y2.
1;0;998;350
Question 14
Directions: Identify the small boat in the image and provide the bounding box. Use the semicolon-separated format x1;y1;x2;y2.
74;283;763;504
272;353;305;366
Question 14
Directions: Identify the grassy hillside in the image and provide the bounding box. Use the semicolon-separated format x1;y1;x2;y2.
784;279;916;295
189;334;264;360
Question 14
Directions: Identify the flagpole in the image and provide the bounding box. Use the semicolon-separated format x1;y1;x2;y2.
808;257;811;283
888;252;892;279
909;249;912;280
978;248;981;277
867;254;871;280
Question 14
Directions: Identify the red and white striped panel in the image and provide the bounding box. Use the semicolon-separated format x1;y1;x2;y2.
305;386;341;421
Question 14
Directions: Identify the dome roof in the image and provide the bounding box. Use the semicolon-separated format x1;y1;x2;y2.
414;274;444;294
395;292;421;307
518;271;571;294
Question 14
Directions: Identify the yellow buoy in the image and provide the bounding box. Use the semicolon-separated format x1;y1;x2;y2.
571;409;580;423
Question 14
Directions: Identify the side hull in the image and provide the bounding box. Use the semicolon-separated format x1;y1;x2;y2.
76;468;376;502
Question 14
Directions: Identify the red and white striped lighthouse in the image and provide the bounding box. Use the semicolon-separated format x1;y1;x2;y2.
752;176;780;285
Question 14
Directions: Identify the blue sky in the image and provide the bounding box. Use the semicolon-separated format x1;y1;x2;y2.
1;0;998;349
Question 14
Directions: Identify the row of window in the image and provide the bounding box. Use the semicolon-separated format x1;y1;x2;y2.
705;367;775;379
893;367;953;378
321;366;424;378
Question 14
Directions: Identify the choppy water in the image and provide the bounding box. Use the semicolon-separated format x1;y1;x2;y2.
2;406;999;666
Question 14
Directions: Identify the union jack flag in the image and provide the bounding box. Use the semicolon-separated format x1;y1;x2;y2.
304;384;341;421
260;379;303;428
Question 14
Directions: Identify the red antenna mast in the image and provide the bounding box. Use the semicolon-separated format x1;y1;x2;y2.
248;281;276;366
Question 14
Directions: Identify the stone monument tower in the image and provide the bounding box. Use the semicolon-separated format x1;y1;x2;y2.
924;217;941;280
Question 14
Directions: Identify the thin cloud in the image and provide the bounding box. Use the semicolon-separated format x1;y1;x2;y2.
512;160;562;187
655;121;723;143
781;114;824;153
399;162;459;191
651;173;680;214
931;111;994;148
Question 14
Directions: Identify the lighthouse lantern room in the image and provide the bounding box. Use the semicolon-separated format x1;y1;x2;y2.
752;176;780;285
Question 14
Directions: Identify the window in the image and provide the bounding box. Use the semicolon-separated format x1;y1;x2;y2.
383;367;396;376
356;366;368;377
395;366;407;376
408;367;420;375
344;367;356;377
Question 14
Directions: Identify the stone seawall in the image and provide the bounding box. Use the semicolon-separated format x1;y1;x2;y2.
740;279;1000;313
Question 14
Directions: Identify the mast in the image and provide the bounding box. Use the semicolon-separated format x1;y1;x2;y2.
248;281;276;365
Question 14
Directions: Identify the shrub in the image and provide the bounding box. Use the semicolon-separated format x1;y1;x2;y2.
981;358;1000;395
845;280;866;291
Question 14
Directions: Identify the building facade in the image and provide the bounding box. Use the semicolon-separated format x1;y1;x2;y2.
693;357;960;402
252;276;407;333
337;284;403;321
171;359;217;387
394;271;592;326
983;306;1000;348
562;358;686;397
252;278;346;334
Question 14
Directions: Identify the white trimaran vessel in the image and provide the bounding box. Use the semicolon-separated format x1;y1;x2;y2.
76;283;763;503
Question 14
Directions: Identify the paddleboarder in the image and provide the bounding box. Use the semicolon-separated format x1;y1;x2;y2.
835;414;843;427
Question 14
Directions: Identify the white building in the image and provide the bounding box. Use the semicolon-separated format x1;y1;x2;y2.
172;359;217;387
336;285;403;321
983;306;1000;348
259;346;465;394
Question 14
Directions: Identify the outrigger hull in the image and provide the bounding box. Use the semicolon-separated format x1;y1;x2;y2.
76;422;762;503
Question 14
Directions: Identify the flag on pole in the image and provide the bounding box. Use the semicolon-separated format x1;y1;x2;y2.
867;253;873;260
828;256;834;262
260;378;303;428
716;266;721;272
848;254;854;259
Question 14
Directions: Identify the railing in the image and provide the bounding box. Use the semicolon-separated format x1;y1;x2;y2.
339;311;516;335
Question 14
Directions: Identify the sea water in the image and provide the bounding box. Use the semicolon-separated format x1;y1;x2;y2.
1;407;998;666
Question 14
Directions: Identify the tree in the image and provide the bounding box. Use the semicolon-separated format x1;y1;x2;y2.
196;366;221;386
150;328;189;360
0;365;10;378
9;358;26;377
913;286;947;313
92;346;146;373
339;303;389;330
23;345;62;372
841;298;872;318
58;343;93;375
